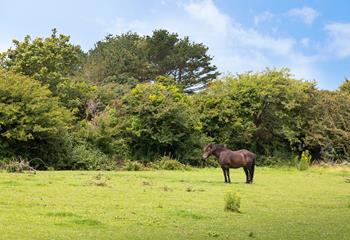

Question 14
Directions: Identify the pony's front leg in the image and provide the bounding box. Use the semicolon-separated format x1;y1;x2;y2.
221;167;228;183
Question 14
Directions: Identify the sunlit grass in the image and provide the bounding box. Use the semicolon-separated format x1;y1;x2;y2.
0;166;349;240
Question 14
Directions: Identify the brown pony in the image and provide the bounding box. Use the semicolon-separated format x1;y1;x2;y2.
202;144;256;184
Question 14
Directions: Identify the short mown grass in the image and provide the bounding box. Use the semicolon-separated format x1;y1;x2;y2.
0;167;349;240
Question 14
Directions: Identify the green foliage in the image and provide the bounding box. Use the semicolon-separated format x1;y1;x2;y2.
0;29;84;90
203;156;220;168
258;151;296;166
70;144;112;170
56;76;96;118
84;30;219;88
146;30;219;87
0;69;73;165
224;190;241;212
84;32;149;85
0;29;89;115
304;90;350;161
1;28;83;77
195;69;316;162
150;156;189;170
0;69;72;141
297;150;311;170
116;81;205;163
338;78;350;93
95;83;132;106
76;108;130;159
123;160;144;171
2;28;350;169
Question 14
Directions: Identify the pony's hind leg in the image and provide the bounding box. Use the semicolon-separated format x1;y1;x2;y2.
250;163;255;183
226;169;231;183
221;167;228;183
243;167;250;183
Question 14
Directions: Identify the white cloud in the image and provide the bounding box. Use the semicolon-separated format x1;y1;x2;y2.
181;0;318;81
287;6;319;25
184;0;231;35
254;11;274;26
324;22;350;59
183;1;295;56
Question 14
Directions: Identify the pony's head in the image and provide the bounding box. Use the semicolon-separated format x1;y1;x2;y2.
202;143;215;160
202;143;227;160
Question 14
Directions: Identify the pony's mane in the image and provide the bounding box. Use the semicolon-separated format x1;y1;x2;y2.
213;144;226;150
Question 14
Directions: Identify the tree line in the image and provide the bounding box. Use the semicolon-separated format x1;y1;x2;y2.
0;29;349;169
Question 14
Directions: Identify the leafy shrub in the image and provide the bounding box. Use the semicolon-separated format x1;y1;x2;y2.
0;69;73;166
304;91;350;162
117;82;205;164
123;160;143;171
297;150;311;170
224;190;241;212
150;156;190;170
1;29;85;100
77;108;130;159
195;69;315;158
70;144;113;170
258;154;294;166
203;156;220;168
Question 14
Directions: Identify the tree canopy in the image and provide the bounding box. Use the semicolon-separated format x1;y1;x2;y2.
84;29;219;88
0;29;92;118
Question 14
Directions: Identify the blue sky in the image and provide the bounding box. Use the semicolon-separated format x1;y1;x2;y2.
1;0;350;89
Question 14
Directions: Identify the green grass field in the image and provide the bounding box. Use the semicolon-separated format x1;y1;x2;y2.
0;167;349;240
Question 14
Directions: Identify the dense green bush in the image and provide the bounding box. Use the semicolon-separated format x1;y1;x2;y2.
195;69;315;163
303;91;350;161
0;29;88;116
114;81;206;164
123;160;144;171
0;69;73;167
202;156;220;168
70;144;113;170
76;107;130;159
150;156;190;170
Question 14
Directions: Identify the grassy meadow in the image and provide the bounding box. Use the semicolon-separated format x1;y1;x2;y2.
0;167;349;240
